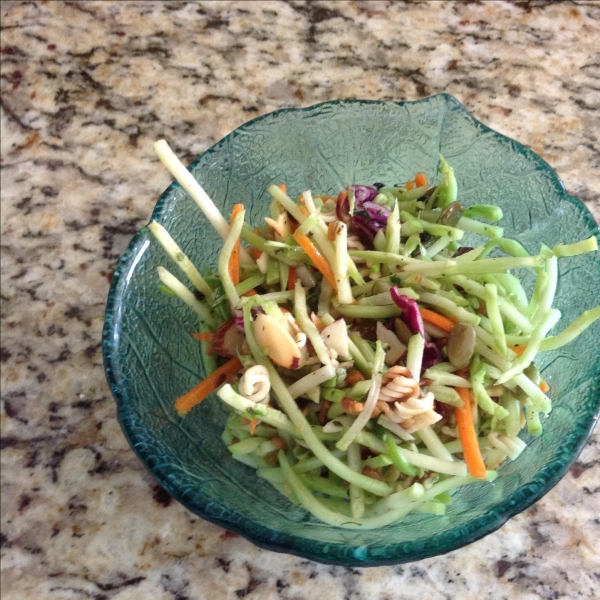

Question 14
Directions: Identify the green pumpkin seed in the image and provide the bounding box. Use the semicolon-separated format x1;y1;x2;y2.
446;322;476;369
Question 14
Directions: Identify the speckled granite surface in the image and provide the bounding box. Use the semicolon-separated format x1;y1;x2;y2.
1;1;599;599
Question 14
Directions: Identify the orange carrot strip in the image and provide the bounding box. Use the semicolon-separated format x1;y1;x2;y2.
287;267;298;291
299;206;309;217
249;417;258;435
229;204;244;286
292;230;338;291
455;387;487;479
328;221;337;241
278;183;287;193
419;307;456;333
415;172;427;187
539;380;550;394
405;180;415;190
315;195;338;202
242;289;257;297
193;332;215;342
510;345;526;356
174;357;242;414
454;367;470;379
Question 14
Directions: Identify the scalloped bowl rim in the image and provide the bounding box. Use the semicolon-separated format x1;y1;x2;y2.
102;94;600;566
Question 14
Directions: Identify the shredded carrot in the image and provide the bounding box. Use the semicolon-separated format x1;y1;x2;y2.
455;387;487;479
510;345;526;356
242;289;257;297
419;307;456;333
316;195;338;202
346;369;366;386
327;221;337;241
539;380;550;394
278;183;287;193
228;204;244;285
415;172;427;187
193;332;214;342
287;267;298;290
299;205;310;217
405;180;415;190
249;417;258;435
292;229;338;290
174;357;242;414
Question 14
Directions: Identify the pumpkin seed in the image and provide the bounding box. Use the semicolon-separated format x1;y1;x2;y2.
372;279;393;295
394;318;413;345
446;322;476;369
437;201;464;228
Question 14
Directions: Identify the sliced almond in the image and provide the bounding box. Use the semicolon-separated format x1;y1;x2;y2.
321;319;350;359
377;322;407;365
254;313;301;369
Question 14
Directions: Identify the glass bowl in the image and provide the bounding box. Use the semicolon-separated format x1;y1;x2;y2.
102;94;600;566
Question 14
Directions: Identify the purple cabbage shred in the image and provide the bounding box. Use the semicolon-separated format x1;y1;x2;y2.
422;342;443;372
389;288;426;338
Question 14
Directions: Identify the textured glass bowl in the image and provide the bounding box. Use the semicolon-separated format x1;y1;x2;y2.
103;95;600;566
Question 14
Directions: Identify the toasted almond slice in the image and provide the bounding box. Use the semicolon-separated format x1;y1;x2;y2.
254;313;302;369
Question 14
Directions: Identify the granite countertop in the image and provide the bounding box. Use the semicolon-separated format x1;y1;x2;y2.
1;1;599;598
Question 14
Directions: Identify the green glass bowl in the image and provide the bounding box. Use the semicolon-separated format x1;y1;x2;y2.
102;95;600;566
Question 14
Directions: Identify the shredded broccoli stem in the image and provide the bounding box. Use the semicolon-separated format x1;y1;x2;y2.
156;266;215;329
456;216;504;239
418;291;481;326
539;306;600;351
501;391;521;438
347;443;365;518
403;255;544;277
335;304;402;319
525;401;542;436
416;426;455;462
552;236;598;257
334;222;353;304
149;221;214;299
447;275;534;333
384;434;418;476
463;204;503;222
436;154;458;209
532;256;558;326
294;282;332;366
484;283;507;356
496;309;561;385
217;209;245;307
406;334;425;380
336;342;385;451
349;250;420;265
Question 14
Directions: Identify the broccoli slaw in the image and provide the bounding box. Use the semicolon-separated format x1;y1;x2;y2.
147;139;599;529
